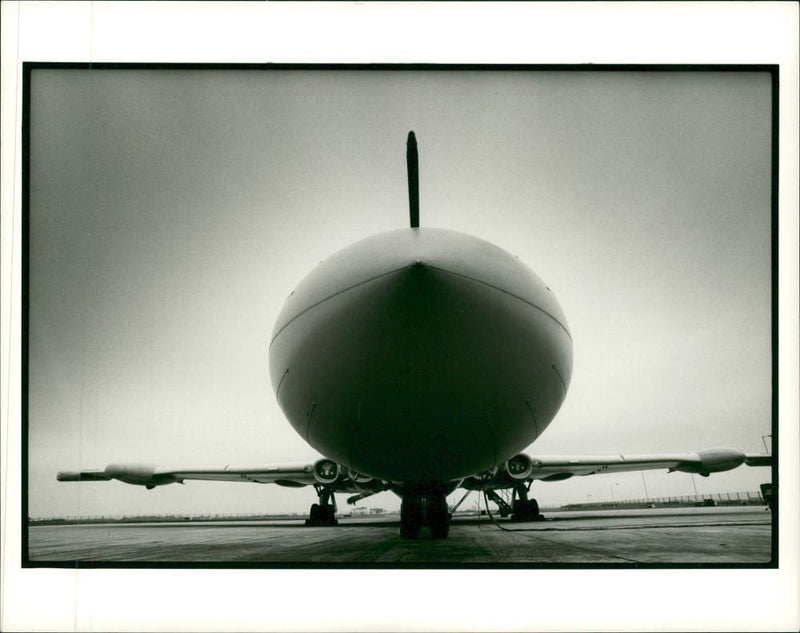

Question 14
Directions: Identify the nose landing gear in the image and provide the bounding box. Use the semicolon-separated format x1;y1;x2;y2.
400;493;450;539
400;496;422;539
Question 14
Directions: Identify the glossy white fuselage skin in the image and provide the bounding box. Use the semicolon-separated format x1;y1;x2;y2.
269;228;572;487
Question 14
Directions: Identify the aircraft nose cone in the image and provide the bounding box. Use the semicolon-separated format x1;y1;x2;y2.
269;228;573;483
272;228;570;341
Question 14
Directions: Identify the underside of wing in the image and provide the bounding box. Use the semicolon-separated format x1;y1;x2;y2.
529;453;692;480
461;447;771;490
530;447;755;480
57;458;355;490
162;464;318;486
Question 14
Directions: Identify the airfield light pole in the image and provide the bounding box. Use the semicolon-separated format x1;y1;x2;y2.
610;482;619;505
640;471;650;503
761;434;772;454
690;473;699;497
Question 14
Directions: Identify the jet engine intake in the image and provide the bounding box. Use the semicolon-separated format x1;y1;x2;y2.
313;459;341;485
505;453;534;480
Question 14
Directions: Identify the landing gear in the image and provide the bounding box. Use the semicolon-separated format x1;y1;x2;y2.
511;497;541;522
483;484;544;522
428;495;450;539
484;489;512;517
400;497;422;539
307;503;337;525
305;485;338;526
399;493;450;539
510;483;543;522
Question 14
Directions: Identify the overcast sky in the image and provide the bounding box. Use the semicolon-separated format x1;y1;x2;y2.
27;68;773;518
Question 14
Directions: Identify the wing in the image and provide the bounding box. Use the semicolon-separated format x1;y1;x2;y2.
529;447;771;480
57;458;363;491
743;453;773;468
462;447;773;489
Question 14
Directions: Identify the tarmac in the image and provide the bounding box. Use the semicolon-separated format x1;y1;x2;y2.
27;506;773;566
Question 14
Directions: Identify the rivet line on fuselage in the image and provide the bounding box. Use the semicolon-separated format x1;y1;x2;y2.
276;368;290;395
551;364;568;393
270;261;573;349
269;264;413;348
423;263;573;341
305;402;317;442
525;398;540;439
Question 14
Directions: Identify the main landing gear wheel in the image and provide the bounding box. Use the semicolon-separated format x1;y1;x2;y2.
305;487;338;526
511;498;542;522
428;495;450;539
306;503;337;526
510;482;543;522
400;497;422;539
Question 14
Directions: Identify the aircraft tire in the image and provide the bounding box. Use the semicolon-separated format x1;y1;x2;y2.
400;497;422;539
322;504;338;526
528;498;540;518
511;499;541;523
428;495;450;539
306;503;321;526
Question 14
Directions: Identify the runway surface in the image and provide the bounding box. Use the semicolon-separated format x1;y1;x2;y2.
28;506;773;566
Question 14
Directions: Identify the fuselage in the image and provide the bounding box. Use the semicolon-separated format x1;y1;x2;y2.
269;227;572;487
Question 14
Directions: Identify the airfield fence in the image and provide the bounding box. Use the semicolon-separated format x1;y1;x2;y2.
30;490;770;525
560;490;767;511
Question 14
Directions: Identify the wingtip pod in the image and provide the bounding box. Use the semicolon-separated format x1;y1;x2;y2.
58;463;178;488
103;463;181;488
675;447;746;476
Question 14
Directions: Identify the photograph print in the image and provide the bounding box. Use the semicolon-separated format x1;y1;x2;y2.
25;66;775;567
